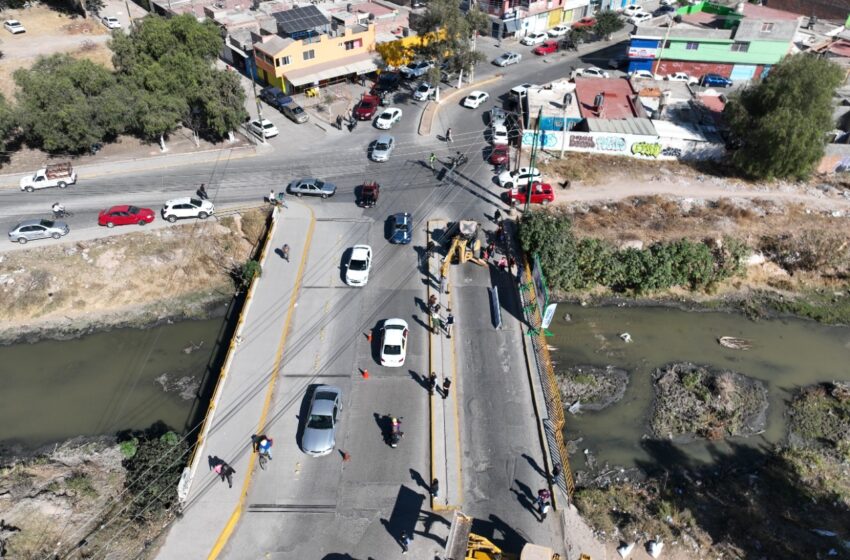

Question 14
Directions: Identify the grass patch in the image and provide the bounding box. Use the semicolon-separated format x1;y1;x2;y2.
65;471;98;499
754;288;850;325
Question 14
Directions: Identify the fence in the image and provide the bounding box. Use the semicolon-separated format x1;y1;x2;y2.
518;256;576;499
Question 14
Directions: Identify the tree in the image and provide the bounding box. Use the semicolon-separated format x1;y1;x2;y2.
122;429;188;521
724;54;843;180
517;212;579;291
0;93;16;152
593;10;625;40
85;0;105;16
410;0;490;88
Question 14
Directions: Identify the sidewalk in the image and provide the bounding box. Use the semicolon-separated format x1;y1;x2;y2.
155;200;314;560
426;220;463;512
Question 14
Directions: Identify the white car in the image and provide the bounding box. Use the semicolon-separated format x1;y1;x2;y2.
511;83;538;96
573;67;610;79
548;24;570;37
498;166;541;188
248;118;279;139
4;20;25;34
629;11;652;24
161;197;215;222
666;72;698;84
520;32;547;46
489;107;508;128
491;125;509;146
101;16;122;29
463;90;490;109
622;4;643;16
660;0;676;6
380;318;409;367
629;69;656;80
345;245;372;286
375;107;402;129
493;52;522;67
413;82;436;101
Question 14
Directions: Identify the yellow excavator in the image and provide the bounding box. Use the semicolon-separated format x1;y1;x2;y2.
440;220;487;279
444;511;564;560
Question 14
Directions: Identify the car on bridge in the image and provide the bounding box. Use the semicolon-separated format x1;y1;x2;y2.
548;23;571;36
282;103;309;124
8;219;68;244
388;212;412;244
301;385;343;457
161;197;215;222
98;205;155;228
345;245;372;286
380;318;409;367
287;178;337;198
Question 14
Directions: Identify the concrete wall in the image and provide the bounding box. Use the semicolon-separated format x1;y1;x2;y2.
526;129;725;160
766;0;848;20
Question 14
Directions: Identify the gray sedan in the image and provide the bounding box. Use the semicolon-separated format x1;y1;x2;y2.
370;134;395;162
287;178;337;198
9;219;69;244
301;385;342;457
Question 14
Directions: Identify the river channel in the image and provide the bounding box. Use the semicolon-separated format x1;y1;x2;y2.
550;304;850;471
0;319;223;456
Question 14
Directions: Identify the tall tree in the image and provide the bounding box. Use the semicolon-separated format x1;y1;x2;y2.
593;10;624;40
724;54;843;180
0;93;16;152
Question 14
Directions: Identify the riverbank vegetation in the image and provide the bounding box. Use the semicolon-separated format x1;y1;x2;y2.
0;208;268;344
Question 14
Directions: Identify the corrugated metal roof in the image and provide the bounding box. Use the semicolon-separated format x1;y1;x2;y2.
585;117;657;136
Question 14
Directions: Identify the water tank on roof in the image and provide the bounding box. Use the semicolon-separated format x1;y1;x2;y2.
402;26;410;37
347;3;353;11
594;93;604;108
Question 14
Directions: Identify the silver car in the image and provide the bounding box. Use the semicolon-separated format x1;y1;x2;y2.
287;177;337;198
371;134;395;162
301;385;343;457
282;103;309;124
9;219;69;244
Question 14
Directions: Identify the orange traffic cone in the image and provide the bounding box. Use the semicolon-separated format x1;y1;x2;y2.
341;450;351;462
366;331;373;342
361;368;369;379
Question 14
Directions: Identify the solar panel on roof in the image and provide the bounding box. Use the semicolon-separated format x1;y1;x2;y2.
273;5;329;35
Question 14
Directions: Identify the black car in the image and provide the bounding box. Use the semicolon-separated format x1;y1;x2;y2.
260;86;292;110
373;72;401;94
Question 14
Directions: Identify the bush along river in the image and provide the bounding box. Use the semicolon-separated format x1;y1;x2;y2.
550;303;850;558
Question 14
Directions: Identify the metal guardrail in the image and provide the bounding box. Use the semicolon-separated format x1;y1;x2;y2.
518;256;576;499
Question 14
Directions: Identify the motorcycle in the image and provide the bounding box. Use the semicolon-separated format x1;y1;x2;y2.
388;415;404;448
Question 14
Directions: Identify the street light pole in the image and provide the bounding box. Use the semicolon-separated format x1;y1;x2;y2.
524;108;543;214
559;92;572;159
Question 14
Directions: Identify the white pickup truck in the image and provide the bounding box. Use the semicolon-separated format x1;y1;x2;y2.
20;162;77;192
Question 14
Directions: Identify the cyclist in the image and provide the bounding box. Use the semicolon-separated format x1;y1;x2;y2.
52;202;65;219
252;434;273;459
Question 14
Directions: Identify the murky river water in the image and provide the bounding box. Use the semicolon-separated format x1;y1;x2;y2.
0;319;223;454
550;304;850;470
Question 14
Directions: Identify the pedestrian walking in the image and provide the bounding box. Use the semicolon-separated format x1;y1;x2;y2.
428;371;437;395
426;240;436;257
442;377;451;399
440;274;448;295
282;244;290;262
197;184;209;200
536;488;551;520
445;127;453;143
336;114;343;129
430;478;440;498
428;294;438;309
550;464;562;482
400;531;411;554
429;152;437;172
431;310;442;334
494;208;502;223
498;256;508;273
445;312;454;338
212;458;236;488
269;189;275;204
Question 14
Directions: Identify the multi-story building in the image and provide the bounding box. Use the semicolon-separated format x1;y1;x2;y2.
478;0;640;39
628;1;800;81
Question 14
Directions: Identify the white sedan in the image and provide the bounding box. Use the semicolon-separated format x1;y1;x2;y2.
4;20;25;34
520;32;548;46
248;118;279;139
345;245;372;286
412;82;436;101
491;125;509;146
629;69;656;80
493;52;522;67
629;11;652;24
573;67;610;79
375;107;402;129
548;24;570;37
380;318;409;367
498;166;541;188
666;72;698;84
463;90;490;109
101;16;122;29
622;4;643;16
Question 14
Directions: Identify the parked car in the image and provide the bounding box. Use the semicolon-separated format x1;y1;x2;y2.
248;118;279;139
489;145;510;165
660;0;676;6
287;178;337;198
666;72;697;84
548;23;571;37
380;318;409;367
354;94;381;120
98;205;155;228
3;20;25;34
572;16;596;29
491;125;509;145
373;72;401;94
521;31;548;46
654;5;676;16
389;212;412;244
504;183;555;206
370;135;395;162
375;107;402;129
573;67;609;79
161;197;215;222
413;82;436;101
533;40;559;55
498;166;541;188
622;4;643;16
301;385;342;457
628;11;652;24
463;90;490;109
700;73;733;88
8;219;68;244
629;69;656;80
20;162;76;192
345;245;372;286
400;60;432;79
101;16;122;29
259;86;292;110
282;103;309;123
493;51;522;67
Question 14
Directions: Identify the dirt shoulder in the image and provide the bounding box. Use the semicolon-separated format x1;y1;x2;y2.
0;209;268;344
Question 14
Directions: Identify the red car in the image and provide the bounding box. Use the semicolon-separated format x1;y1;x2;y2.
354;94;380;120
572;16;596;29
533;40;559;55
98;205;155;227
489;145;510;165
504;183;555;206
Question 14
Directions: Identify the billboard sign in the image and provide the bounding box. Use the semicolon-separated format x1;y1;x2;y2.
628;46;658;59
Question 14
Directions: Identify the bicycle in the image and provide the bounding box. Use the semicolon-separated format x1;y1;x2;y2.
53;210;74;219
258;450;270;470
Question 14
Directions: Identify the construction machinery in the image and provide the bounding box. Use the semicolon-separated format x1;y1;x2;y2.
444;511;561;560
440;220;486;279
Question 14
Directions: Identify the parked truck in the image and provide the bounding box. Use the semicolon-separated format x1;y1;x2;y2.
20;162;77;192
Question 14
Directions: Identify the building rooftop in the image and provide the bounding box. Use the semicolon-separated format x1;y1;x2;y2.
255;34;294;55
735;18;798;42
272;5;329;35
740;3;801;21
352;2;395;18
527;80;582;120
634;24;732;40
574;78;644;120
584;117;657;135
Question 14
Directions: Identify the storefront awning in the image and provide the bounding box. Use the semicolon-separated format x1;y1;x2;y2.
285;54;378;87
504;19;520;33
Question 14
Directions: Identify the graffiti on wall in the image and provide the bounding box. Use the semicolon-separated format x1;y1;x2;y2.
595;136;626;152
569;135;595;149
631;142;662;158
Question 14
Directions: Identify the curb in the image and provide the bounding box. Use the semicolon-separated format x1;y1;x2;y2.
417;74;503;137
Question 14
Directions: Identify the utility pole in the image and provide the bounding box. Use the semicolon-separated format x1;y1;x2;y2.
524;108;543;214
652;16;674;77
249;59;266;144
559;92;572;158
